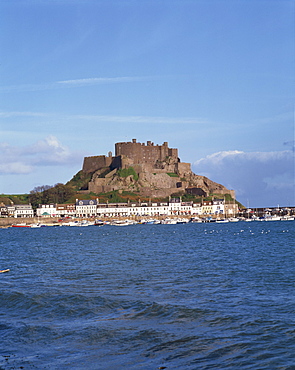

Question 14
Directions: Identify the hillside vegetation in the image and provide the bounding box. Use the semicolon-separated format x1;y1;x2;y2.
1;171;242;209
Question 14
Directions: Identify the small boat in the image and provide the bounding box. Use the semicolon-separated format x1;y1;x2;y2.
280;216;295;221
80;220;94;226
145;219;155;224
11;223;30;228
161;218;177;224
0;269;10;273
190;217;202;223
216;219;229;223
265;215;281;221
228;217;239;222
203;217;216;223
110;220;137;226
176;218;189;224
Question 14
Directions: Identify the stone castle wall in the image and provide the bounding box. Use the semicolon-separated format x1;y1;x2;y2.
83;139;179;174
82;155;112;174
115;139;178;166
177;162;191;176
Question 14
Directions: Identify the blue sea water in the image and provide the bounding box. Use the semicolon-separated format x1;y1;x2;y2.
0;221;294;369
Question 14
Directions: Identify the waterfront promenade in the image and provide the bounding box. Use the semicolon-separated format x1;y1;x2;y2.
1;207;294;228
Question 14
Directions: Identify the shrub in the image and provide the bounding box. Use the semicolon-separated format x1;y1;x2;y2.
117;167;139;181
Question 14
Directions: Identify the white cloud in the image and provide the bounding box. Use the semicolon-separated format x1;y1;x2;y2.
0;111;48;118
0;162;32;174
26;135;73;165
193;150;295;207
57;76;149;85
0;110;207;125
0;136;82;175
0;76;155;93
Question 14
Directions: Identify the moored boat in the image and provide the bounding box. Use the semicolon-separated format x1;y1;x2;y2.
228;217;239;222
280;216;295;221
216;219;229;223
12;223;30;228
161;218;177;224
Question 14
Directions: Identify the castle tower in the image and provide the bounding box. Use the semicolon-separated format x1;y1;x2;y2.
115;139;178;166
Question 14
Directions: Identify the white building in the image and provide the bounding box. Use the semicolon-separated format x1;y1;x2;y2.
96;202;171;218
36;204;57;217
191;203;203;215
0;205;8;217
212;199;225;215
96;201;194;218
202;200;213;215
75;199;98;218
14;204;34;218
55;204;76;218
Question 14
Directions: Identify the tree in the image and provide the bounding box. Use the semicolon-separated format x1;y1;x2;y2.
28;183;76;208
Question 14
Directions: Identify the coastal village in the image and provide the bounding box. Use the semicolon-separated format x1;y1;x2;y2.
0;198;294;228
1;139;294;227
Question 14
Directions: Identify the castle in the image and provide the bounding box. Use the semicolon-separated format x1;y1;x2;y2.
81;139;234;199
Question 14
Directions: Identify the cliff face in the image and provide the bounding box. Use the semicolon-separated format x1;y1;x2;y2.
82;139;235;199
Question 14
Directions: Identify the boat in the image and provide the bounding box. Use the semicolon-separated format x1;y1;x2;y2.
110;220;137;226
145;219;156;224
30;223;46;228
161;218;177;224
203;217;216;223
80;220;94;226
280;216;295;221
216;219;229;223
11;223;30;228
264;215;281;221
176;218;190;224
228;217;239;222
190;217;202;223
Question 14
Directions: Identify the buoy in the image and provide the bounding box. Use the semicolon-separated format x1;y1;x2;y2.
0;269;10;273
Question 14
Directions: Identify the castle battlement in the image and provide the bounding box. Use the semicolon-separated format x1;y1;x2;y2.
115;139;178;165
82;139;179;174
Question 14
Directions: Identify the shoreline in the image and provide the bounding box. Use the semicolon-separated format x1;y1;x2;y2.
1;213;294;228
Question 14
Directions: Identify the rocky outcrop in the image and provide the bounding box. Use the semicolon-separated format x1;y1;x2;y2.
83;139;235;199
88;167;234;199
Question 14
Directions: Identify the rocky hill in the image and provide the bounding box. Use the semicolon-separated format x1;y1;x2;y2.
79;139;235;199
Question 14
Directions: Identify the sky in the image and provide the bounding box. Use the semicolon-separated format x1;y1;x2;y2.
0;0;294;208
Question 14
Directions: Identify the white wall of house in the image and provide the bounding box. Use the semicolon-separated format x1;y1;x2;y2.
191;204;202;215
55;207;76;218
14;205;34;218
33;200;237;218
36;204;57;217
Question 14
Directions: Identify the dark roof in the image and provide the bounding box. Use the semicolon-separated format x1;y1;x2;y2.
75;200;98;206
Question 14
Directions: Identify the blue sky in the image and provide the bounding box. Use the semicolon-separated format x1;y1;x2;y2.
0;0;294;208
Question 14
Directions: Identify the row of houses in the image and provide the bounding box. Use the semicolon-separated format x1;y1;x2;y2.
0;204;34;218
0;199;238;218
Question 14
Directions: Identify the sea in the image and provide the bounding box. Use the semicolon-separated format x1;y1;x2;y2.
0;221;294;370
